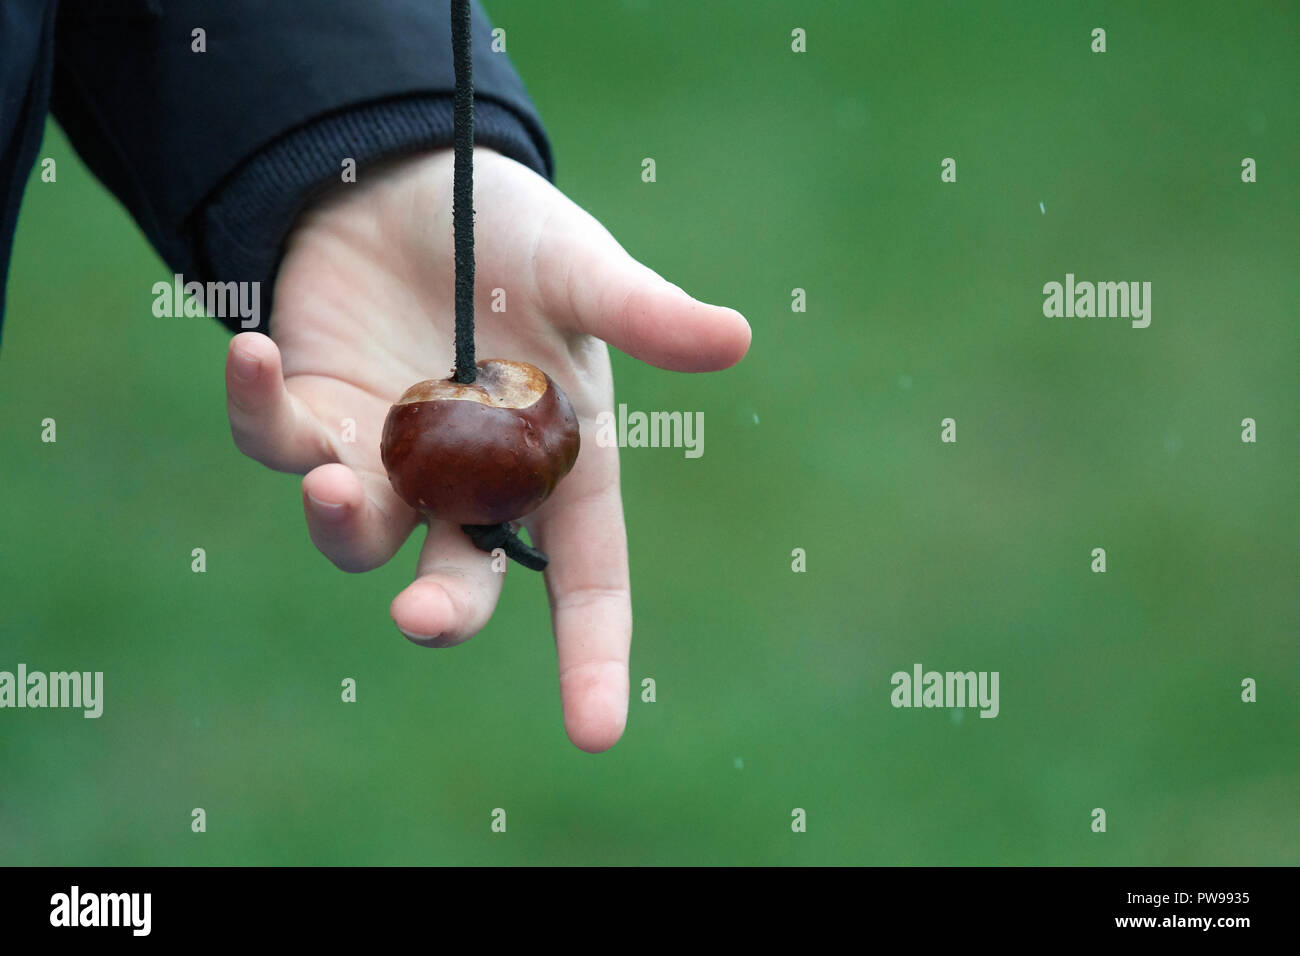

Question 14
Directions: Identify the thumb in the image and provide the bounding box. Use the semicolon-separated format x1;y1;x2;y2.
537;204;752;373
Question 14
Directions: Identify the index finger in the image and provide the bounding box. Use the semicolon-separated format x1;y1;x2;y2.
526;438;632;753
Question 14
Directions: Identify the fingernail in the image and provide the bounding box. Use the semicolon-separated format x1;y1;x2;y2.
306;493;347;518
398;626;453;648
231;347;260;382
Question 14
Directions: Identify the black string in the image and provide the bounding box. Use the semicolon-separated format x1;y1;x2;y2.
450;0;548;572
463;523;549;572
451;0;476;385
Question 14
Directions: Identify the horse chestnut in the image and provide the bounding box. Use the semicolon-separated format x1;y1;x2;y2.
380;359;580;525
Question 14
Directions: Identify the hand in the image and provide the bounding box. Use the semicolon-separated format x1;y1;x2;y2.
222;147;751;751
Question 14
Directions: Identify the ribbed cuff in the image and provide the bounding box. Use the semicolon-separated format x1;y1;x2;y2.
196;94;552;333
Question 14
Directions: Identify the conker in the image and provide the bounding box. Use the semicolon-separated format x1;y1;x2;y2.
380;359;580;525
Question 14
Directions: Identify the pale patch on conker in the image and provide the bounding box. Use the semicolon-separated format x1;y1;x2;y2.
394;359;547;409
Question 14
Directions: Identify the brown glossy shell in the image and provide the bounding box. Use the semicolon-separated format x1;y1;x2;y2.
380;360;580;525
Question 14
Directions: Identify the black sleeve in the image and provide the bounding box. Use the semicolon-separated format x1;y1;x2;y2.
49;0;553;333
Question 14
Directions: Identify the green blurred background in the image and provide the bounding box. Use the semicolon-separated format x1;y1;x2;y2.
2;0;1297;865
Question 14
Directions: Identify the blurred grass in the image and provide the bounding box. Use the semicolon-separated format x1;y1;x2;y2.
0;0;1297;865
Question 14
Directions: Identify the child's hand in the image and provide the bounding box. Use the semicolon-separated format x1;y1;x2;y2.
222;147;750;751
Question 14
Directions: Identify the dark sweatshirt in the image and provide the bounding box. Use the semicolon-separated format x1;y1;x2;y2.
0;0;552;338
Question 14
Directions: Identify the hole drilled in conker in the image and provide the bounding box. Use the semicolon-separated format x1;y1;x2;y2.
380;359;580;526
